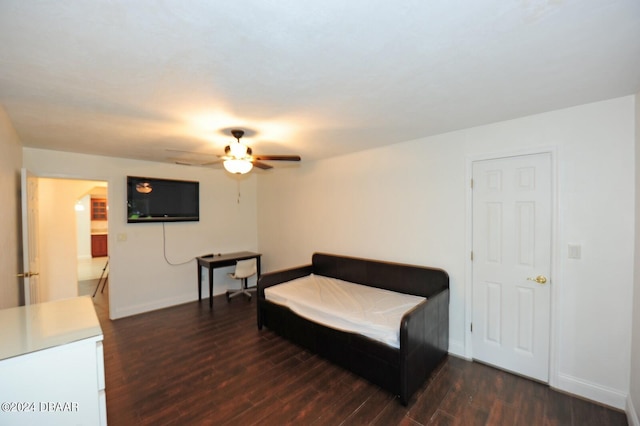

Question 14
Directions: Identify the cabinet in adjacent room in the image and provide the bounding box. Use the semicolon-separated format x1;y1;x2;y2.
91;234;108;257
91;198;108;221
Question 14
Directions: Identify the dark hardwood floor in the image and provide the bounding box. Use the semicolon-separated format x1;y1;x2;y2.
92;290;627;425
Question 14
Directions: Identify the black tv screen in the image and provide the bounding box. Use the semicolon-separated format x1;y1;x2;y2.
127;176;199;223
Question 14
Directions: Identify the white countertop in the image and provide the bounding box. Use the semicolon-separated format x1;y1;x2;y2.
0;296;103;361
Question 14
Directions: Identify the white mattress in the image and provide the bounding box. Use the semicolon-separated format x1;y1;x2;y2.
264;274;426;348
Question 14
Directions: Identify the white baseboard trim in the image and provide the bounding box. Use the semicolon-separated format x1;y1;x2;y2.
110;283;237;319
628;395;639;426
555;372;627;410
111;293;198;319
447;338;467;359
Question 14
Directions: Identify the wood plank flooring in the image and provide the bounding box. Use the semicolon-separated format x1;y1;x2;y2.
92;291;627;425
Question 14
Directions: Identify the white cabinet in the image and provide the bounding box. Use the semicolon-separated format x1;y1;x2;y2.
0;297;106;425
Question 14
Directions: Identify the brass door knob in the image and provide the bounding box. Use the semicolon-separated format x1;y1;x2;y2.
527;275;547;284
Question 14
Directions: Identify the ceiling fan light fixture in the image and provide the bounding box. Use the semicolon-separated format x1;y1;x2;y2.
223;159;253;174
229;142;249;158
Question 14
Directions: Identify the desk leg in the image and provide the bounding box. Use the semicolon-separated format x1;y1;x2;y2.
209;266;214;309
256;256;261;279
197;264;202;301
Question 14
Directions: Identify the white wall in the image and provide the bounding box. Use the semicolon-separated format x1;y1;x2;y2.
23;148;258;319
0;105;23;308
76;194;92;259
257;96;635;409
630;92;640;426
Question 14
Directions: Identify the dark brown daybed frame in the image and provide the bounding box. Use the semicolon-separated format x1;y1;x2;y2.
257;253;449;405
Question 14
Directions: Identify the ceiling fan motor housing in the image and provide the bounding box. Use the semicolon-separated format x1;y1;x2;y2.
230;129;245;140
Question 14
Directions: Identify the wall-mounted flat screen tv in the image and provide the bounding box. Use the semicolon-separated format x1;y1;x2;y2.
127;176;199;223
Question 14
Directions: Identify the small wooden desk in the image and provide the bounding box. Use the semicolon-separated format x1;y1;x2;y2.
196;251;262;308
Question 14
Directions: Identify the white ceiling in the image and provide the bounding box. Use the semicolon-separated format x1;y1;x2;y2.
1;0;639;167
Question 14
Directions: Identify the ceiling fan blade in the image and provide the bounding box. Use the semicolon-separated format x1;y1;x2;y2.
253;154;301;161
252;161;273;170
167;156;198;165
165;148;217;157
167;156;223;167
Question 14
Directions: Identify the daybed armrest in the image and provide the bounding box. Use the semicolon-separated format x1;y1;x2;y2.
257;264;312;330
257;264;313;296
398;288;449;405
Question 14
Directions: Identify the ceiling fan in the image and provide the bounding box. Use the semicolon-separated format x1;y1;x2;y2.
169;129;301;174
221;129;301;174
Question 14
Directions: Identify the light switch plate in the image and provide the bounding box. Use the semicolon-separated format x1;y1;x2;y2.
568;244;581;259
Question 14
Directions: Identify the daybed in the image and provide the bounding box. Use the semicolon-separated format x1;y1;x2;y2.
257;253;449;405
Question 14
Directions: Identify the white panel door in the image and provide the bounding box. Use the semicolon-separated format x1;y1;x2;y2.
472;153;551;382
20;168;40;304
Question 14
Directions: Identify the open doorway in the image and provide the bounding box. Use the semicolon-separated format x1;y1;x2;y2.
77;257;108;295
35;177;109;311
75;186;109;299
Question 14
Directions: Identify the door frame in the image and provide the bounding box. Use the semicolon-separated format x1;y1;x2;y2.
21;170;113;318
21;168;39;305
464;146;560;387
